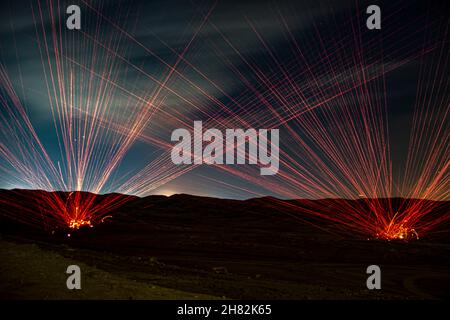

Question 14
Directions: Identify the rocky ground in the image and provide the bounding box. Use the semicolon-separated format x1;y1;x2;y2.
1;189;449;299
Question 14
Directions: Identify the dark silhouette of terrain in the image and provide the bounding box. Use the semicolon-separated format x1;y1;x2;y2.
0;189;449;299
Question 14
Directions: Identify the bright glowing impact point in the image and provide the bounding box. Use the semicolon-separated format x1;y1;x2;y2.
68;219;93;230
377;221;419;241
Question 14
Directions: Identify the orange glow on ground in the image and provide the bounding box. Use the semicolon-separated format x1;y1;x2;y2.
68;219;92;229
377;220;419;241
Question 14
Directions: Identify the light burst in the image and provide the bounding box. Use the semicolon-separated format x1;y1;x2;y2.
0;0;448;240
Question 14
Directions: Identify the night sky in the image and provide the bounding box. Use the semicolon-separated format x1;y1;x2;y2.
0;0;448;200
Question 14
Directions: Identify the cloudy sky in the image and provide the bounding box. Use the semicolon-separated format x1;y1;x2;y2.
0;0;448;199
